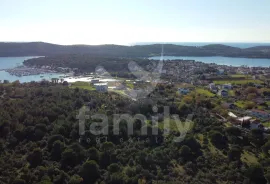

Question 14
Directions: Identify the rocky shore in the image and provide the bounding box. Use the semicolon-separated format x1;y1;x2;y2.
4;66;57;77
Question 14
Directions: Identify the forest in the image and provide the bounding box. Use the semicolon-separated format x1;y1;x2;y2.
24;55;153;78
0;81;270;184
1;42;270;58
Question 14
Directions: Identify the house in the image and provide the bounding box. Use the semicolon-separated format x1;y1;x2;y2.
234;116;252;127
178;88;190;95
222;103;236;109
217;69;225;75
209;83;218;93
222;83;232;90
254;98;265;105
249;109;270;119
94;83;108;92
91;79;100;84
228;112;238;119
228;112;252;127
250;119;263;129
218;90;228;97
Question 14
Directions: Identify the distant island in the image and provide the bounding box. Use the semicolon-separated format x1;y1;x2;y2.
0;42;270;58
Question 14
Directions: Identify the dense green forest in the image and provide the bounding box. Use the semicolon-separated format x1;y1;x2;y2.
24;55;150;75
0;82;270;184
24;55;154;78
1;42;270;58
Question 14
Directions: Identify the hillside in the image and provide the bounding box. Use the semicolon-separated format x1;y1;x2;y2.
1;42;270;58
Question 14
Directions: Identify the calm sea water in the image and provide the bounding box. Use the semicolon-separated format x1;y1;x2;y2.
135;42;270;48
1;55;270;83
149;56;270;67
0;56;64;83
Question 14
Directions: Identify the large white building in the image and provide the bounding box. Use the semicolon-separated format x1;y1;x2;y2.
94;83;108;92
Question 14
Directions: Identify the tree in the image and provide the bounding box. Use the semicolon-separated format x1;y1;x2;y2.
61;148;77;168
245;164;267;184
51;140;65;161
101;142;114;152
12;179;26;184
79;160;100;184
87;147;100;162
108;163;121;173
63;81;69;86
227;146;241;161
68;175;83;184
180;145;191;160
27;148;43;167
209;130;227;149
262;141;270;156
249;129;265;148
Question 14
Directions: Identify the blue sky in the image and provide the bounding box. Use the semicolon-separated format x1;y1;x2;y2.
1;0;270;45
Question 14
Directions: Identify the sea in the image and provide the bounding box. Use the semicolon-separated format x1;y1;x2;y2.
1;42;270;83
0;56;64;83
134;42;270;48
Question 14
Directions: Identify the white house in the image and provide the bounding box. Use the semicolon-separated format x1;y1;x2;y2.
94;83;108;92
209;83;218;93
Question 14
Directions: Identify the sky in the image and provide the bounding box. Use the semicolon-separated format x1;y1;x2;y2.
0;0;270;45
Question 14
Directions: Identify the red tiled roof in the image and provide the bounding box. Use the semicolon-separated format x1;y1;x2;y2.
251;109;269;115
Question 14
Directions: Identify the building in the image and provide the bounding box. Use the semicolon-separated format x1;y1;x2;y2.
228;112;252;127
94;83;108;92
222;102;236;109
217;69;225;75
222;83;232;90
91;79;100;84
178;88;190;95
250;119;263;129
209;83;218;93
249;109;270;119
218;89;228;97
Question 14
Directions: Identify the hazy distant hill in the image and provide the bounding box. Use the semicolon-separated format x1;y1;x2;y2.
1;42;270;58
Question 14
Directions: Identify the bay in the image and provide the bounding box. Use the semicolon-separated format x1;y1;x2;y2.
0;56;64;83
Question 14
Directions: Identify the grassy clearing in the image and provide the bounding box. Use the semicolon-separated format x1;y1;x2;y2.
126;82;134;89
70;81;96;91
230;74;251;78
266;101;270;106
214;80;262;85
241;151;259;165
234;100;255;109
229;90;235;96
262;122;270;127
224;122;232;127
196;134;204;145
234;101;246;108
196;88;215;97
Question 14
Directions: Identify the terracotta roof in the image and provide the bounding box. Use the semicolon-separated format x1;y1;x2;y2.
251;109;269;115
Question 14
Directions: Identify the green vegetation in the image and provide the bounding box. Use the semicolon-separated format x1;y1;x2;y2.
235;100;256;109
70;81;96;91
230;74;250;78
214;79;263;85
2;42;270;58
263;122;270;127
241;151;259;165
195;88;215;97
0;81;270;184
